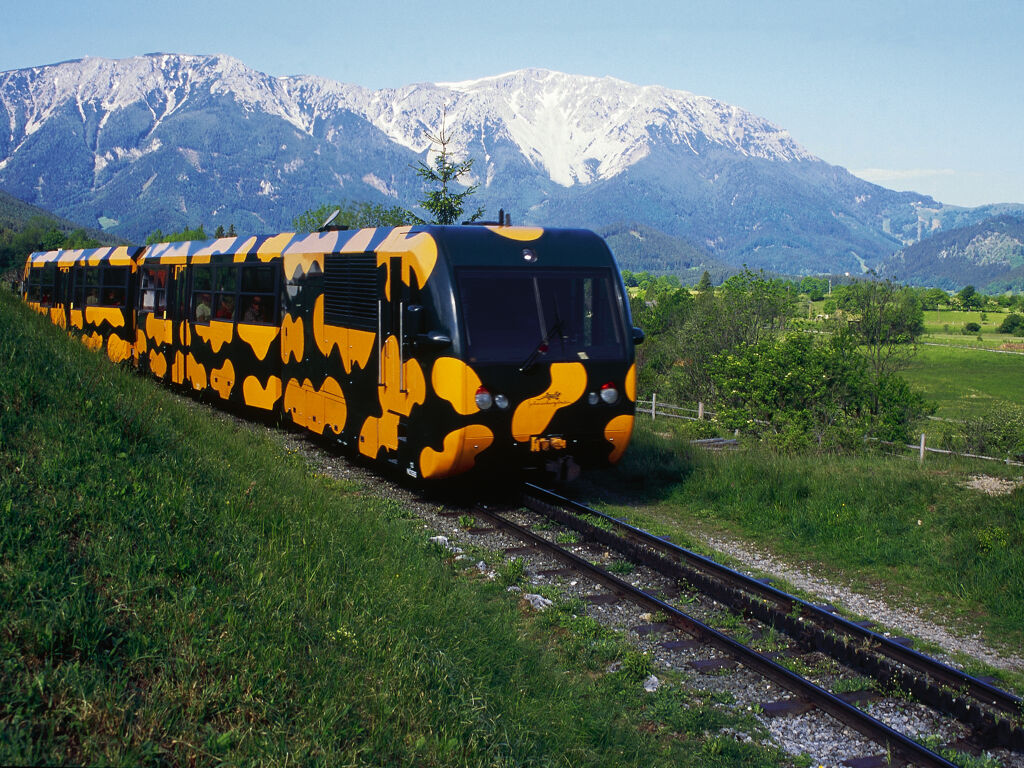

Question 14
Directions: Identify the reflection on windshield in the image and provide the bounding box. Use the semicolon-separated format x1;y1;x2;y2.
457;268;625;363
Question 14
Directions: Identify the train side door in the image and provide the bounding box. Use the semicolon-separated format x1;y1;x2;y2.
170;265;189;386
374;255;424;464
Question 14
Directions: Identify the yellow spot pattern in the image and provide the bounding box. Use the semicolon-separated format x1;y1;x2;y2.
603;414;634;464
243;375;283;411
193;321;234;354
312;296;375;373
106;336;133;364
420;425;495;479
149;350;168;378
84;307;125;328
431;357;482;416
511;362;587;442
187;354;207;391
284;377;347;436
625;363;637;402
281;313;304;364
484;226;544;241
210;358;235;400
237;323;279;361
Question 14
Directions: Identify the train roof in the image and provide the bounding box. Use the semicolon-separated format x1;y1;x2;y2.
25;226;616;272
26;245;143;268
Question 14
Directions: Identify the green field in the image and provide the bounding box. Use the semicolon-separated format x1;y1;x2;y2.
0;291;789;766
903;343;1024;420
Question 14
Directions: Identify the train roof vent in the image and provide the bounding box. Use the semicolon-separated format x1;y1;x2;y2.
318;208;350;232
463;208;511;227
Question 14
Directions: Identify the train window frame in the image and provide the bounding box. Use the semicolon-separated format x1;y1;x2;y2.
138;266;171;314
237;264;278;325
211;264;238;322
36;264;57;306
455;266;627;364
25;267;41;302
99;266;129;308
190;265;214;324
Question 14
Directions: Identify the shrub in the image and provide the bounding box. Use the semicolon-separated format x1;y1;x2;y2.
960;405;1024;459
997;313;1023;334
963;322;981;333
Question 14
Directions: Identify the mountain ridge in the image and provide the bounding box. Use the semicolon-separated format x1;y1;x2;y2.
1;53;1021;285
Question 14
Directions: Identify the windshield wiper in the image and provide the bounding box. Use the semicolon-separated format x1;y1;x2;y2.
519;310;565;373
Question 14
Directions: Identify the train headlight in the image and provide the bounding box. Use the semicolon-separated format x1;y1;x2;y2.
587;391;599;405
475;386;494;410
600;382;619;404
494;394;510;410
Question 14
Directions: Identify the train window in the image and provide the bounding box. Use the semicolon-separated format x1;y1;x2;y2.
99;266;128;307
191;265;213;323
323;253;377;331
212;264;238;321
238;264;277;324
457;268;625;363
37;265;57;306
139;267;170;313
82;266;101;306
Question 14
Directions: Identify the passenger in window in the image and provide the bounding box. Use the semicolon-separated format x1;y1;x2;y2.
86;289;99;306
195;293;212;322
243;296;265;322
215;297;234;319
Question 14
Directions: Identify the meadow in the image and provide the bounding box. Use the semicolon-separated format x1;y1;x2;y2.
903;343;1024;420
0;291;788;765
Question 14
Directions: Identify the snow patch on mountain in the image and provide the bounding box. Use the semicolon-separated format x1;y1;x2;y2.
0;54;817;190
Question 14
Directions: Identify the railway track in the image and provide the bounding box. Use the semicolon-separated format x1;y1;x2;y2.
458;483;1024;767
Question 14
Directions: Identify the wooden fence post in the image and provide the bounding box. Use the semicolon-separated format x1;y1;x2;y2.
651;393;657;420
919;433;926;464
698;401;704;420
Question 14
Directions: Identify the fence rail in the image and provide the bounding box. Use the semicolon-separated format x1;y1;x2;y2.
638;394;1024;468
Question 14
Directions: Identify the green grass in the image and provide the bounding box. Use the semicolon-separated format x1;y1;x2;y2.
902;343;1024;420
0;291;791;766
580;420;1024;689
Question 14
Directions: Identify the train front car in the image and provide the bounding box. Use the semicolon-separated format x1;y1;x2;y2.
417;226;639;481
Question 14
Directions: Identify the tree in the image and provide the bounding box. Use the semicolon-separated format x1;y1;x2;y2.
710;332;871;451
957;284;983;310
292;201;410;233
0;216;100;271
798;276;829;301
695;270;713;293
918;287;948;311
411;108;484;225
145;225;206;245
837;279;924;413
997;313;1024;334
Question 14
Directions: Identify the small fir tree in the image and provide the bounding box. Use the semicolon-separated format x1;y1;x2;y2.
412;108;484;225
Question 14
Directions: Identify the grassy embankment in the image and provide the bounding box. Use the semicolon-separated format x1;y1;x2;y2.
580;419;1024;690
0;290;789;767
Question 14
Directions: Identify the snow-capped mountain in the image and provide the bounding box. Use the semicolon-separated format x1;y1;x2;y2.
1;53;1015;276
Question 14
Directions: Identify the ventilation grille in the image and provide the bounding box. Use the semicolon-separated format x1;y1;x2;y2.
323;253;378;331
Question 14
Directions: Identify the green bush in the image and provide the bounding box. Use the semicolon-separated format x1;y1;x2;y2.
961;405;1024;459
997;313;1023;334
708;332;931;451
963;322;981;333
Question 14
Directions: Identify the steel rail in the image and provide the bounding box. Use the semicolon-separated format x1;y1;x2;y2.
522;483;1024;749
525;484;1022;707
474;502;960;768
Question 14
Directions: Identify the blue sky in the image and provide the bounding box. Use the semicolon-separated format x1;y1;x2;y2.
4;0;1022;207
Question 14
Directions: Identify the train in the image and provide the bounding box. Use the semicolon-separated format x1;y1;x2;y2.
21;223;642;481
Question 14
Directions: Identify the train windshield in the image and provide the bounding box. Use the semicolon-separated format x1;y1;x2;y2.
457;267;626;364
